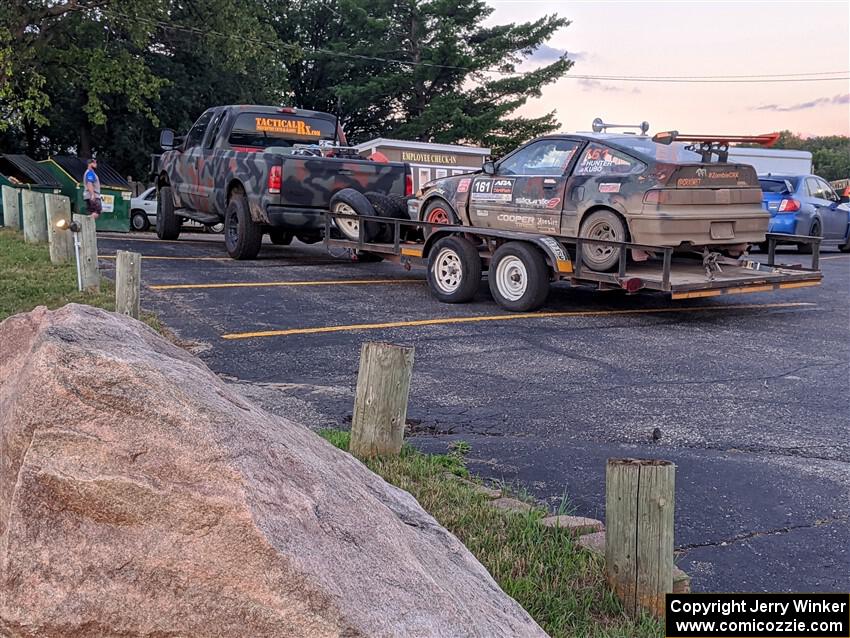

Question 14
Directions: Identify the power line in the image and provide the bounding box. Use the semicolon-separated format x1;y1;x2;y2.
92;7;850;84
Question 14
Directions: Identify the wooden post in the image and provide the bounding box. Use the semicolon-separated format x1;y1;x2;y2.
115;250;141;319
349;342;415;457
605;458;675;619
21;190;48;243
45;194;74;264
73;214;100;292
1;185;21;229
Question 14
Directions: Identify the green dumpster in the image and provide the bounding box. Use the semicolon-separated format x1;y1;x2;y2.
0;155;63;227
40;156;131;232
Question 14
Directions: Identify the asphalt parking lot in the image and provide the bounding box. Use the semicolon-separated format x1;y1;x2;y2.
99;231;850;593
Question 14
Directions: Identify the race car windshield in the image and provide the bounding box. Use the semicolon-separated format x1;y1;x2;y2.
612;138;703;163
228;113;337;149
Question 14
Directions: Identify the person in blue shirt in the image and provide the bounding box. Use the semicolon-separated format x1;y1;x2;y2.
83;158;102;219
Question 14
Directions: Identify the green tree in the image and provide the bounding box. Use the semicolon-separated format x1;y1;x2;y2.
769;130;850;182
276;0;571;154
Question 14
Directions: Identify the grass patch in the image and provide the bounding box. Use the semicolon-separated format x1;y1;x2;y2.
319;429;663;638
0;228;158;328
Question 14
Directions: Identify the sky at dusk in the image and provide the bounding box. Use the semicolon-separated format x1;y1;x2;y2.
486;0;850;138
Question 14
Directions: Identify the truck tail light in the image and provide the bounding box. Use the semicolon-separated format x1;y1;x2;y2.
268;165;282;194
778;198;800;212
405;173;413;197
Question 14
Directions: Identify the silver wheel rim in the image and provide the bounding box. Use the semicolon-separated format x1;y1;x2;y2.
433;248;463;293
132;214;145;230
335;203;359;238
495;255;527;301
585;218;621;261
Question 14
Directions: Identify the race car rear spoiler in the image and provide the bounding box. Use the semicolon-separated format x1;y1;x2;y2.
651;131;780;162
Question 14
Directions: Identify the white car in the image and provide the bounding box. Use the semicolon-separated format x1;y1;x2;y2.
130;187;224;233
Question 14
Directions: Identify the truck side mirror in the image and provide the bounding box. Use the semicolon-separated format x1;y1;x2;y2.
483;161;495;175
160;129;176;151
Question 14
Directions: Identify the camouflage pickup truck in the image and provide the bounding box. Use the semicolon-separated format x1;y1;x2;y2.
156;105;410;259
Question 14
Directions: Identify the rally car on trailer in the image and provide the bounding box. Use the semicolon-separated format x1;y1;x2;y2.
409;120;778;271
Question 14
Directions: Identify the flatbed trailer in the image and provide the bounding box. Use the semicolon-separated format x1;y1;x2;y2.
324;212;823;311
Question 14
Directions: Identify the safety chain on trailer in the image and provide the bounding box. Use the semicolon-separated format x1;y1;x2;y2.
702;249;724;280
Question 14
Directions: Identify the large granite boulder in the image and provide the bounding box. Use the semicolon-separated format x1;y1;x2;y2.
0;305;546;637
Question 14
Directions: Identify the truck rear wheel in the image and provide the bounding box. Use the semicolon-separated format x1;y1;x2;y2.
330;189;378;242
579;209;626;272
488;242;550;312
224;193;262;260
426;236;481;303
156;186;181;240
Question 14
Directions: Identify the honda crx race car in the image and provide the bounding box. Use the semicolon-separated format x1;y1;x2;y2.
410;124;772;271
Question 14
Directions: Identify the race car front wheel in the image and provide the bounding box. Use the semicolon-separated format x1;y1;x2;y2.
488;242;549;312
426;236;481;303
579;209;627;272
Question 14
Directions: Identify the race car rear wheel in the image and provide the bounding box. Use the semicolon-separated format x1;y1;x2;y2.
156;186;181;240
330;189;379;242
797;219;820;254
224;192;262;260
426;236;481;303
579;209;627;272
488;242;550;312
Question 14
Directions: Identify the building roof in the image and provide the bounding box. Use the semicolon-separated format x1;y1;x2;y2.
353;138;491;155
47;156;130;189
0;154;62;188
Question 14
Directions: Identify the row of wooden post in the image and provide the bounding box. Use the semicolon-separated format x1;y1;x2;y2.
2;186;141;319
349;340;675;620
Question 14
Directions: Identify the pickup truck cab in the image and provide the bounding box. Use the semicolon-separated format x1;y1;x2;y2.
157;105;409;258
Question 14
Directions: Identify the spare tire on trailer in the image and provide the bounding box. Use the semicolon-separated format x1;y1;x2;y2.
329;188;379;242
365;191;410;242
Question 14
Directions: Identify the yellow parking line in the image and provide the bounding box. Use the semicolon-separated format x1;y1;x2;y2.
221;301;815;340
100;255;230;261
150;279;422;290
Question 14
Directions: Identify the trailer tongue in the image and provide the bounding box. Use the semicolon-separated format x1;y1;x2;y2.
325;213;822;311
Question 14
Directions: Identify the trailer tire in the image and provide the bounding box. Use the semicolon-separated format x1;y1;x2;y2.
224;193;262;260
579;209;626;272
426;236;481;303
488;242;550;312
365;191;410;242
269;229;293;245
156;186;181;240
330;189;379;242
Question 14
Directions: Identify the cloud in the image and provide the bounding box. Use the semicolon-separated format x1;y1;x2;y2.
530;44;586;62
752;93;849;112
577;78;641;95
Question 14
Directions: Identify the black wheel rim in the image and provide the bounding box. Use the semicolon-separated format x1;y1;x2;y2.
226;210;238;247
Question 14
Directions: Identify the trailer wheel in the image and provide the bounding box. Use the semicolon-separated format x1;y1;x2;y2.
269;229;293;245
365;191;409;242
579;209;626;272
426;236;481;303
156;186;181;240
488;242;550;312
330;189;379;241
224;193;262;259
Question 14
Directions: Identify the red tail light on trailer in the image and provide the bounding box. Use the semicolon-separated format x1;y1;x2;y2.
778;198;800;212
268;165;282;194
405;173;413;197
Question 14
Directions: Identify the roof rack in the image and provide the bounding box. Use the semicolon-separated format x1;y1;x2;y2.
591;117;650;135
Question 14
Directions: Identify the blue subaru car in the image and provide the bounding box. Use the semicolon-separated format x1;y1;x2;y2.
758;174;850;252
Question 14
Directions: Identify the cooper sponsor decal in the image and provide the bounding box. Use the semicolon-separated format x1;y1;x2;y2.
598;183;621;194
497;213;535;228
472;178;513;202
457;178;472;193
515;197;562;209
